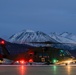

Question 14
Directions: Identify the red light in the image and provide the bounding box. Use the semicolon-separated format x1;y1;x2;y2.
1;41;5;45
29;59;33;62
20;60;25;64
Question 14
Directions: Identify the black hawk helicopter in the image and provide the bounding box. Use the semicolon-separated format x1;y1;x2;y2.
0;38;75;65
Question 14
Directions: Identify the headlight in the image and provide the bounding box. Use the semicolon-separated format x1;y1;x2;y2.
64;60;73;64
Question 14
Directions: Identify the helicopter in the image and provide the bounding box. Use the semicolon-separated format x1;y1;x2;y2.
0;38;75;65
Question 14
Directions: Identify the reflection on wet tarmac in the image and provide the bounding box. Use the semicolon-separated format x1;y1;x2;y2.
0;65;76;75
53;65;57;75
67;65;71;75
19;66;26;75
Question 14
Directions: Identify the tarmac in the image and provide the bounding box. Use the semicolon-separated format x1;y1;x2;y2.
0;65;76;75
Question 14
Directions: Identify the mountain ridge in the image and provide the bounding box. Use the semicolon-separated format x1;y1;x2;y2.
8;30;76;50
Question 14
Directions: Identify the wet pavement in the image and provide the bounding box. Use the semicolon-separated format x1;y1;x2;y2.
0;65;76;75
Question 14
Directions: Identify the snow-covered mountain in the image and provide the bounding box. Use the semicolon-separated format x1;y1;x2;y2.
49;32;76;50
60;32;76;42
9;30;57;46
50;32;76;44
9;30;76;50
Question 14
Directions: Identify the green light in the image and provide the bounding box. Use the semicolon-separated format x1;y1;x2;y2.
53;59;57;63
60;50;63;52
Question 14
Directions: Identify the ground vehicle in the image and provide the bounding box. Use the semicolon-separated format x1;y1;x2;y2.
0;39;74;65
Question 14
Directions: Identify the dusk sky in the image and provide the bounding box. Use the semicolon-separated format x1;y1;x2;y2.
0;0;76;40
